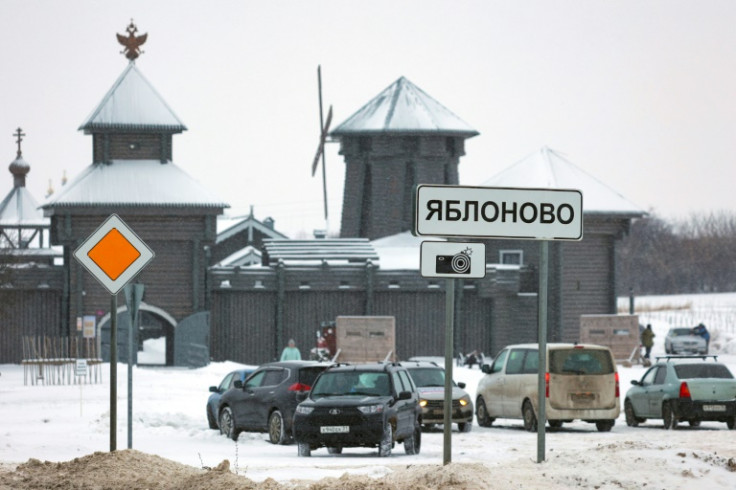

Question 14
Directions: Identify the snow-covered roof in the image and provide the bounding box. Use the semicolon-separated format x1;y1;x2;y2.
217;213;287;243
481;147;646;216
79;62;187;132
371;231;441;270
331;77;479;137
215;245;262;267
41;160;228;209
0;186;48;227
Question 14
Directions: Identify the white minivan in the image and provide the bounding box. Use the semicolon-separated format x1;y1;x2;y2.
475;343;620;432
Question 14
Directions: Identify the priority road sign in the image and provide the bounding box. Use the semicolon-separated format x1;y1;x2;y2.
73;214;155;295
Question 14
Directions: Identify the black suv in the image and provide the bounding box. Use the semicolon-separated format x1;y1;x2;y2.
292;363;422;457
217;360;331;444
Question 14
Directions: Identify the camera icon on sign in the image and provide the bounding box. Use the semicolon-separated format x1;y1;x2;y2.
435;248;472;275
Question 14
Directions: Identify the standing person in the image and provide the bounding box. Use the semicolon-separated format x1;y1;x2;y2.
641;324;655;360
692;323;710;354
280;339;302;361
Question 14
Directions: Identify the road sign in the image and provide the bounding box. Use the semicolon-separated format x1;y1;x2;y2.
73;214;155;295
75;359;88;377
420;241;486;279
414;185;583;241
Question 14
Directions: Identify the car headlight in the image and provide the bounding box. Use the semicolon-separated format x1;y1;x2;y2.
357;405;384;414
296;405;314;415
419;399;428;407
459;396;470;407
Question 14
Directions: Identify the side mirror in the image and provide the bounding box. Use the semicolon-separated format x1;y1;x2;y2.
209;386;218;393
398;391;412;401
481;364;492;374
630;380;640;386
296;391;309;402
234;380;243;389
457;382;466;389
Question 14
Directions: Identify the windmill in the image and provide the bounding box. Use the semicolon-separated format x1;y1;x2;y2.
311;65;333;234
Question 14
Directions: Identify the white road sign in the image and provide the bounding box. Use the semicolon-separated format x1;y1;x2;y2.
73;214;155;295
414;185;583;241
420;241;486;279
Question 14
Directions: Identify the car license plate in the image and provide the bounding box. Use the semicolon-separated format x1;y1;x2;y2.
571;393;595;402
703;404;726;412
320;425;349;434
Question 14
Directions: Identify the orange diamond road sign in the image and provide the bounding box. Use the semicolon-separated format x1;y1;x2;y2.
74;214;154;295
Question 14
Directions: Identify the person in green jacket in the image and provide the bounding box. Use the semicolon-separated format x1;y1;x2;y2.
641;324;655;359
280;339;302;361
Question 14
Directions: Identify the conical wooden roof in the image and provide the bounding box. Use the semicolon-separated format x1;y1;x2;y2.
79;62;186;133
331;77;478;137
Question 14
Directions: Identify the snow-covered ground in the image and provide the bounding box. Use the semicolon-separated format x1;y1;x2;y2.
1;292;736;488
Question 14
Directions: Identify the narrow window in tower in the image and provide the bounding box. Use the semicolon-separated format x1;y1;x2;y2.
446;137;456;156
402;161;416;228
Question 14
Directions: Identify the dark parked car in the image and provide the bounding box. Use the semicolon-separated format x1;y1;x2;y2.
292;362;422;457
400;360;474;432
217;360;331;444
206;368;254;429
625;355;736;429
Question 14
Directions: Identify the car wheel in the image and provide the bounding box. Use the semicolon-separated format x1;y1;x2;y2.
476;397;495;427
727;417;735;430
206;405;218;430
327;446;343;455
688;420;701;427
662;402;677;430
522;401;537;432
268;410;289;445
548;420;563;429
458;421;472;433
219;406;240;441
423;423;436;431
624;399;639;427
297;442;311;457
596;420;615;432
404;426;421;455
378;422;393;457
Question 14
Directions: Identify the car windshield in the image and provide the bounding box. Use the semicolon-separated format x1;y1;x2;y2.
298;366;329;388
670;328;694;336
674;363;734;379
549;349;614;375
311;371;391;398
407;367;449;387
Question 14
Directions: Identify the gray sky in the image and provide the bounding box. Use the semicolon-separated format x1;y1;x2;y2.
2;1;735;236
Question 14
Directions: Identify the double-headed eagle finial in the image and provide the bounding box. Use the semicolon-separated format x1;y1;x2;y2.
117;20;147;61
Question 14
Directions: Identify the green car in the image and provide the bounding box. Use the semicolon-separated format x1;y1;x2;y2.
624;355;736;430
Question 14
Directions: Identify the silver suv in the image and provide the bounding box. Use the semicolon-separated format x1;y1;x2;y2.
475;343;620;432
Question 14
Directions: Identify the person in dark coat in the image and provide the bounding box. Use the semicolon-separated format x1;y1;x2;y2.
692;323;710;354
641;324;655;359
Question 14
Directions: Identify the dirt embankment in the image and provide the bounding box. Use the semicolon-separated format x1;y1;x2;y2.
0;450;493;490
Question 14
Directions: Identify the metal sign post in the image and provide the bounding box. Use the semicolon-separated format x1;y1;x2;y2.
443;278;454;465
537;241;549;463
124;283;144;450
75;359;88;416
73;214;154;452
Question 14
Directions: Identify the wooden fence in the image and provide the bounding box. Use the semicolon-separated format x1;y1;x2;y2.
21;336;103;386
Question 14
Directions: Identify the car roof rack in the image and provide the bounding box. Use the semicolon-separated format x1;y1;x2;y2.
655;354;718;362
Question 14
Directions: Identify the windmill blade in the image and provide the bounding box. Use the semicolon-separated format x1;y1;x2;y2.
311;105;333;176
